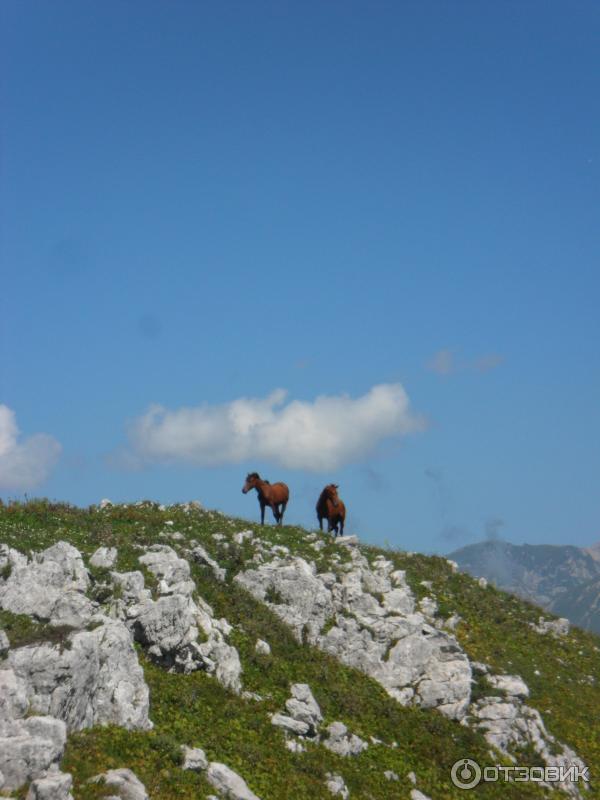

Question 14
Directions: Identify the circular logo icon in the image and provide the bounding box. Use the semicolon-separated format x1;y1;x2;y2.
451;758;482;790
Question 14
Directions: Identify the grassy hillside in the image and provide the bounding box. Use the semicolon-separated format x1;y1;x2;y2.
0;500;598;799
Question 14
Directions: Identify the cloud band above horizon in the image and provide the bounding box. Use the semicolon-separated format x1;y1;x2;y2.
0;405;62;490
126;383;427;472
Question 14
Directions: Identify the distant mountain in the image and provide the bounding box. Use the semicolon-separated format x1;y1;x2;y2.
448;539;600;634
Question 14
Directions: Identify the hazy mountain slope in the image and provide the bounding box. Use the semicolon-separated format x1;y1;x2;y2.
448;540;600;633
0;501;598;799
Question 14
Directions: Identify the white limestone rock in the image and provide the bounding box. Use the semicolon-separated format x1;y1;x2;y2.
181;745;208;771
90;768;149;800
0;667;69;793
255;639;271;656
487;674;530;699
285;683;322;736
26;771;74;800
6;618;152;731
191;544;227;582
471;694;588;798
236;552;472;720
531;616;570;637
121;546;242;691
0;541;95;628
90;547;118;569
322;721;368;757
0;628;10;657
325;772;349;798
206;762;261;800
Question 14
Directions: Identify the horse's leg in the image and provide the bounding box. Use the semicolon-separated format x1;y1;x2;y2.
279;502;287;526
339;517;344;537
318;515;323;531
269;502;279;524
260;501;265;525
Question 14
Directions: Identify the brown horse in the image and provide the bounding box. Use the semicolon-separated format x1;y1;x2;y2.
316;484;346;536
242;472;289;526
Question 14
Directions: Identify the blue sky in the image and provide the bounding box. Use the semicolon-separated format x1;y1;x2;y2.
1;1;599;553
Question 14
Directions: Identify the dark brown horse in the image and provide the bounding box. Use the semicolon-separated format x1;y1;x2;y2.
242;472;289;526
316;484;346;536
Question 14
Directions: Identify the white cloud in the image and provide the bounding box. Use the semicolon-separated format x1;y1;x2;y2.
0;405;62;490
126;383;427;472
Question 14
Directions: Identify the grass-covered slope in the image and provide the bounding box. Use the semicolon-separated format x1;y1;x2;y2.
0;500;598;799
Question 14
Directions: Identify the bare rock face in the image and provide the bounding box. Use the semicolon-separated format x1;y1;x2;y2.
115;545;242;692
0;667;69;793
206;762;261;800
472;673;588;798
236;550;471;719
90;768;149;800
0;541;95;628
6;617;152;732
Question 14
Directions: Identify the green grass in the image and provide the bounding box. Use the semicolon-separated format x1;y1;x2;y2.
1;499;598;799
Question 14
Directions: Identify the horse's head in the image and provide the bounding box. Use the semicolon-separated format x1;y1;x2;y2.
242;472;261;493
324;483;340;507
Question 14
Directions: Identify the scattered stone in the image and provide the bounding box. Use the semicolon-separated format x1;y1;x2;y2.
325;772;349;798
478;577;488;588
285;684;322;736
90;768;149;800
206;762;261;800
407;771;417;784
322;721;368;757
255;639;271;656
181;745;208;771
446;559;458;572
99;499;113;509
410;791;432;800
384;770;399;781
0;628;9;657
90;546;118;569
531;617;570;637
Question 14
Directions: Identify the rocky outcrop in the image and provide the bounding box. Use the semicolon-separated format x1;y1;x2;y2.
90;768;149;800
236;550;471;719
471;673;588;798
0;667;70;794
0;542;95;628
6;617;152;731
112;545;242;692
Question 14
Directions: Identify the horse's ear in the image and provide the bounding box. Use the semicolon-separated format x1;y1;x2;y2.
334;484;339;489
